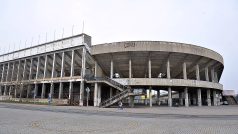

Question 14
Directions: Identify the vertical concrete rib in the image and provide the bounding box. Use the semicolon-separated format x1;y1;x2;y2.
211;68;215;82
183;62;187;79
205;66;209;81
50;53;56;97
28;58;33;80
149;87;152;107
207;89;211;106
41;55;48;98
1;64;5;82
69;50;75;100
184;87;189;107
59;52;65;99
167;59;170;79
148;59;151;78
197;88;202;106
168;87;172;107
79;47;86;106
129;59;132;78
94;82;98;106
6;63;10;82
35;57;40;79
196;64;200;80
213;90;217;106
110;59;113;78
11;62;15;81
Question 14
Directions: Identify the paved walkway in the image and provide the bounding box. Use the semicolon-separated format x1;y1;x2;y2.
0;102;238;134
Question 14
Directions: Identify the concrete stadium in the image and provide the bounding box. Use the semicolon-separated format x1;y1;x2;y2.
0;33;224;108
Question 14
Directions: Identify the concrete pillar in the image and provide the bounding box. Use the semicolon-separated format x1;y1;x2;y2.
58;82;63;99
28;58;33;80
50;83;54;98
184;87;189;107
129;59;132;78
168;87;172;107
179;91;183;106
22;59;27;80
19;84;23;99
148;59;151;78
34;84;38;99
94;82;98;106
70;50;75;77
183;62;187;79
214;72;218;83
9;86;12;96
11;62;15;81
51;53;56;78
110;59;113;78
0;86;2;96
5;62;10;82
69;82;73;100
4;85;7;96
97;84;101;106
129;96;134;108
1;64;5;82
196;64;200;80
43;55;48;79
167;59;170;79
213;90;217;106
79;47;86;106
60;52;65;78
205;66;209;81
149;87;152;107
157;90;160;106
41;83;45;98
197;88;202;106
14;85;17;98
207;89;211;106
16;61;21;81
26;85;30;98
35;57;40;79
211;68;215;82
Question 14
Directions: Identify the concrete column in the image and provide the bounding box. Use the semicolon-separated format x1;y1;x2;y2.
70;50;75;77
205;66;209;81
5;63;10;82
1;64;5;82
79;47;86;106
9;86;12;96
0;86;2;96
26;85;30;98
207;89;211;106
157;90;160;106
50;83;54;98
168;87;172;107
41;83;45;98
22;59;27;80
69;82;73;100
4;85;7;96
110;59;113;78
167;59;170;79
16;61;21;81
14;85;17;98
129;96;134;108
34;84;38;98
213;90;217;106
94;82;98;106
184;87;189;107
197;88;202;106
179;91;183;106
58;82;63;99
183;62;187;79
148;59;151;78
43;55;48;79
97;84;101;106
35;57;40;79
149;87;152;107
19;84;23;99
211;68;215;82
60;52;65;77
196;64;200;80
51;53;56;78
28;58;33;80
129;59;132;78
11;62;15;81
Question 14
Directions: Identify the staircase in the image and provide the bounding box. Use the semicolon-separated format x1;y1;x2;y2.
84;76;132;108
224;96;237;105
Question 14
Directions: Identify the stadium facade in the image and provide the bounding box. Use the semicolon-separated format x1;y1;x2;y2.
0;34;224;107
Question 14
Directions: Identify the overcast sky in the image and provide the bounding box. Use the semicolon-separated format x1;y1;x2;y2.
0;0;237;92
